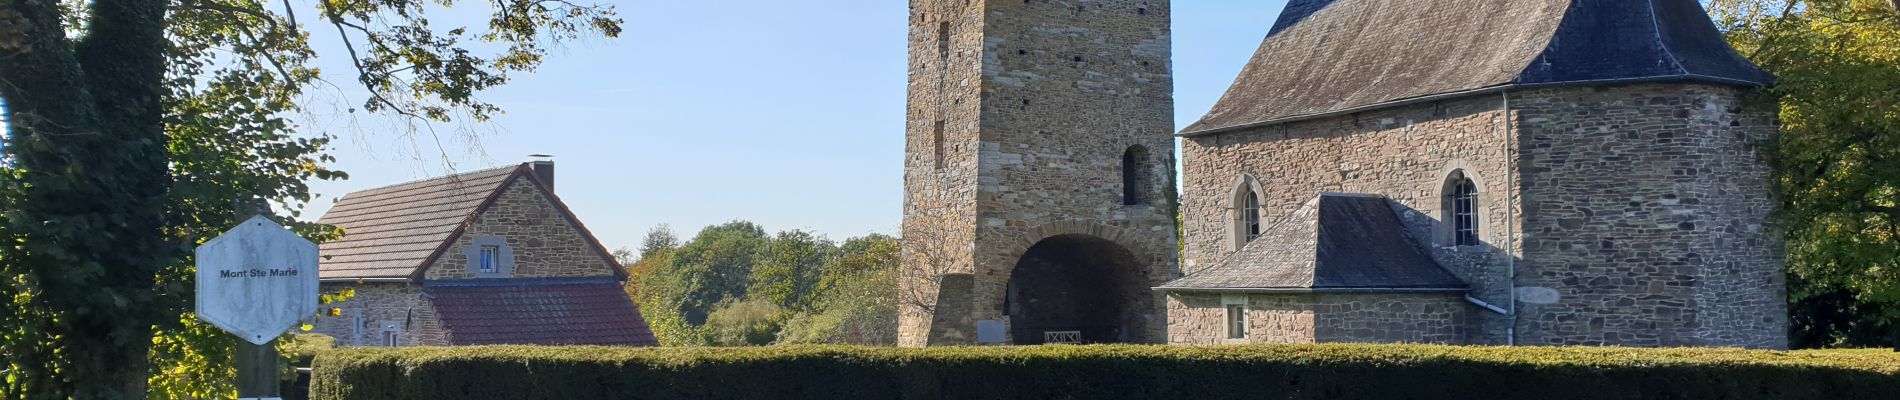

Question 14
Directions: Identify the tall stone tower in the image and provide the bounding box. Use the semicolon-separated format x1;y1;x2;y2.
900;0;1177;347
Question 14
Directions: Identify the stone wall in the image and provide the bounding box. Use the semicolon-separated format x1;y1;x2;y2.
424;175;618;280
899;0;985;347
1513;83;1787;349
1179;94;1519;344
901;0;1179;346
309;282;447;346
1166;292;1464;345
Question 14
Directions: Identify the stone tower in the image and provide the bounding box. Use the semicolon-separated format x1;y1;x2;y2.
899;0;1177;347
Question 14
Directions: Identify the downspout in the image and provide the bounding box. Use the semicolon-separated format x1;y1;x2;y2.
1502;90;1518;346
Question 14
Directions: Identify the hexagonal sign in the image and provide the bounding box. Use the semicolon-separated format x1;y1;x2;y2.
195;215;320;345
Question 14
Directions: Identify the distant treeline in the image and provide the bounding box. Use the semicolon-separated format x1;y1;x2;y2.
620;222;897;346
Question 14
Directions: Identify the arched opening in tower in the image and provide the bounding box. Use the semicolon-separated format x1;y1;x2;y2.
1003;234;1146;344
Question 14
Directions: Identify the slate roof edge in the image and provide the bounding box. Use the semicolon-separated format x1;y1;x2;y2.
1178;73;1765;137
1152;286;1470;294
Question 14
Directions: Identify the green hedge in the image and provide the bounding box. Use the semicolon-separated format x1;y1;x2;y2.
311;344;1900;400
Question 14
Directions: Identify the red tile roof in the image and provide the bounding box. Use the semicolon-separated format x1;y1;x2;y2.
427;280;659;346
317;165;519;279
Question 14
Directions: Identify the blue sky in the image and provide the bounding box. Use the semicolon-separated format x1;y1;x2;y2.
297;0;1291;250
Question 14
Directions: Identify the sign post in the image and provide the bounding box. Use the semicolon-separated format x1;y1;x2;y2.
195;215;320;400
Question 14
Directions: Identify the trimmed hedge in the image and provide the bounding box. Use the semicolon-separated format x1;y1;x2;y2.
311;344;1900;400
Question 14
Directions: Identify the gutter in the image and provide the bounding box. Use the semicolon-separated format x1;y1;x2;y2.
1152;286;1469;294
318;277;413;284
1177;74;1766;137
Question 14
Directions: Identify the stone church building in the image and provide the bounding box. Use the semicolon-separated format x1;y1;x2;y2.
901;0;1788;349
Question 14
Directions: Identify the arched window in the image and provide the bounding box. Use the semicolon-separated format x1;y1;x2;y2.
1231;176;1264;249
1122;145;1149;205
1242;187;1262;242
1444;170;1479;246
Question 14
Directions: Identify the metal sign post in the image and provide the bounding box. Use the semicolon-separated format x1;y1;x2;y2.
195;215;320;400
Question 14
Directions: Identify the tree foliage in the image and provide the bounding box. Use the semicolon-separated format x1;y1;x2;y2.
633;223;899;347
0;0;620;397
1707;0;1900;348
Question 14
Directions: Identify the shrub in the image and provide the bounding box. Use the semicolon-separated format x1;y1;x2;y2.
311;344;1900;400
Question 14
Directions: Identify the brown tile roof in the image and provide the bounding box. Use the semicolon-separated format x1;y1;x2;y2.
427;279;659;346
317;165;521;279
1182;0;1772;135
1158;193;1467;292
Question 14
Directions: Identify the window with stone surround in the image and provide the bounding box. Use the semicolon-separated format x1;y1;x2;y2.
1223;294;1248;341
465;235;515;278
1231;176;1266;250
1443;170;1480;246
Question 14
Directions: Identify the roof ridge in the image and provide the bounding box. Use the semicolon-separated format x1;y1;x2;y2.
334;164;522;200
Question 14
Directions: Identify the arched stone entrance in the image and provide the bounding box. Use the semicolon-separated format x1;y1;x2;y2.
1003;234;1148;344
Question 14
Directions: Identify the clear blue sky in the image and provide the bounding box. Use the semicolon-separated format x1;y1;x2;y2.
298;0;1290;250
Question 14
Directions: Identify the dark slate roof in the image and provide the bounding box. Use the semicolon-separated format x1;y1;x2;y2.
1157;193;1467;292
1183;0;1772;135
317;166;518;279
427;279;659;346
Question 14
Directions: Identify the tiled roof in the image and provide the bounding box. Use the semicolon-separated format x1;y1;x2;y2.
1158;193;1467;292
427;279;659;346
316;165;521;279
1183;0;1772;135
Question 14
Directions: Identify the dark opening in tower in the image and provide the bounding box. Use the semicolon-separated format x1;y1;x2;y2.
1003;234;1146;344
1122;145;1150;206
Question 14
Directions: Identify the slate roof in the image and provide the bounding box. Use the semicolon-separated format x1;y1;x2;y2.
427;279;659;346
1182;0;1773;135
1157;193;1467;292
316;163;621;281
317;166;516;279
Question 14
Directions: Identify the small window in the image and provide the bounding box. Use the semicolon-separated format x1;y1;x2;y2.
1122;145;1150;206
1225;304;1247;340
382;330;399;347
932;121;946;170
937;22;951;60
1446;170;1480;246
478;245;500;273
1242;187;1262;243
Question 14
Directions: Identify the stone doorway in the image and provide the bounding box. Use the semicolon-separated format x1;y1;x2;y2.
1003;234;1146;344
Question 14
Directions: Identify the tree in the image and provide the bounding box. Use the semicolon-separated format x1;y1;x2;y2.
636;221;769;345
0;0;620;397
779;234;899;345
1707;0;1900;348
746;230;835;313
702;298;783;346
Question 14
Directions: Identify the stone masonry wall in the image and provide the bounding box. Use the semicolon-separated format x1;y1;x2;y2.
1179;94;1518;344
424;175;618;280
1166;293;1464;345
899;0;985;347
902;0;1178;346
310;282;447;347
1514;83;1787;349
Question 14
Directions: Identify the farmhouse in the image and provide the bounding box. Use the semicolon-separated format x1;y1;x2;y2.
310;161;657;347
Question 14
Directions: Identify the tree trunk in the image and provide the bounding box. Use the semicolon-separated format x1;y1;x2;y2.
0;0;171;398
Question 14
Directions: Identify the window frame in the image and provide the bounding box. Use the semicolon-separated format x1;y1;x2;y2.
1222;294;1249;342
1440;169;1482;247
478;245;499;273
1230;175;1267;251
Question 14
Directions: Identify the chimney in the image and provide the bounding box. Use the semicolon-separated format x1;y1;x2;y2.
528;154;554;192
